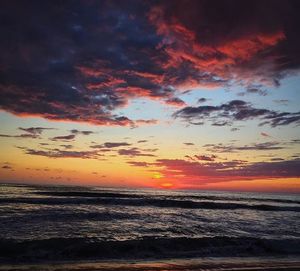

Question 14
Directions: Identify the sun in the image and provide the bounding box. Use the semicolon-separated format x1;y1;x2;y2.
159;182;175;189
152;172;163;179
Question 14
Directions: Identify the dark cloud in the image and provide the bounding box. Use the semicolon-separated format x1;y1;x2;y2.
70;129;95;135
194;154;217;161
50;134;76;141
0;1;299;126
164;97;186;107
156;157;300;182
183;142;194;146
270;158;285;161
0;1;170;126
238;88;268;96
246;88;267;96
149;0;300;87
290;139;300;144
127;161;156;167
118;147;156;157
261;132;271;137
2;165;13;170
103;142;131;148
198;98;208;103
273;99;289;105
18;127;54;135
174;100;300;127
133;119;158;127
0;127;52;139
137;140;148;143
90;142;131;149
0;133;39;139
0;126;55;140
211;121;232;127
22;147;101;159
185;154;218;162
204;141;285;153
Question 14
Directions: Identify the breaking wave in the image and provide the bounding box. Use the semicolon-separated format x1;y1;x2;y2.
1;236;299;263
1;196;299;212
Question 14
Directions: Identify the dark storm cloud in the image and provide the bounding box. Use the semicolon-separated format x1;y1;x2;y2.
174;100;300;127
0;1;165;126
0;0;299;126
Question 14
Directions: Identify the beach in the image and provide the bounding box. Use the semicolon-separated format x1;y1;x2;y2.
1;257;300;271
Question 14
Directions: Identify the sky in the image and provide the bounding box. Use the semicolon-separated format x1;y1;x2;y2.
0;0;299;192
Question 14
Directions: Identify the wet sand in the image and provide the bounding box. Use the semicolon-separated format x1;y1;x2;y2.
0;257;299;271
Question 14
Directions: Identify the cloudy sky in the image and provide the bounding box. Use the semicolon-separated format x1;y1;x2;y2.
0;0;299;192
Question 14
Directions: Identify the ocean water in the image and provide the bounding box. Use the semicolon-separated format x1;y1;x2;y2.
0;183;299;263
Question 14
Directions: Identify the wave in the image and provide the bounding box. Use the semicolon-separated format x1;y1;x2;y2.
175;195;300;205
2;211;141;223
34;191;300;205
0;236;299;263
1;197;299;212
34;191;145;198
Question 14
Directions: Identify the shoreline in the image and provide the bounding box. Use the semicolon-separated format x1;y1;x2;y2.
1;257;300;271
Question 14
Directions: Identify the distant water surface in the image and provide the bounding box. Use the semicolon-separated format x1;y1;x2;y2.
0;183;299;263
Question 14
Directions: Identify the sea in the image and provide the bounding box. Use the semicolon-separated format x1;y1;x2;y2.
0;183;299;264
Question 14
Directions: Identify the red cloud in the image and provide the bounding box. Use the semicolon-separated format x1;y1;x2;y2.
148;4;285;88
155;157;300;184
164;97;186;107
